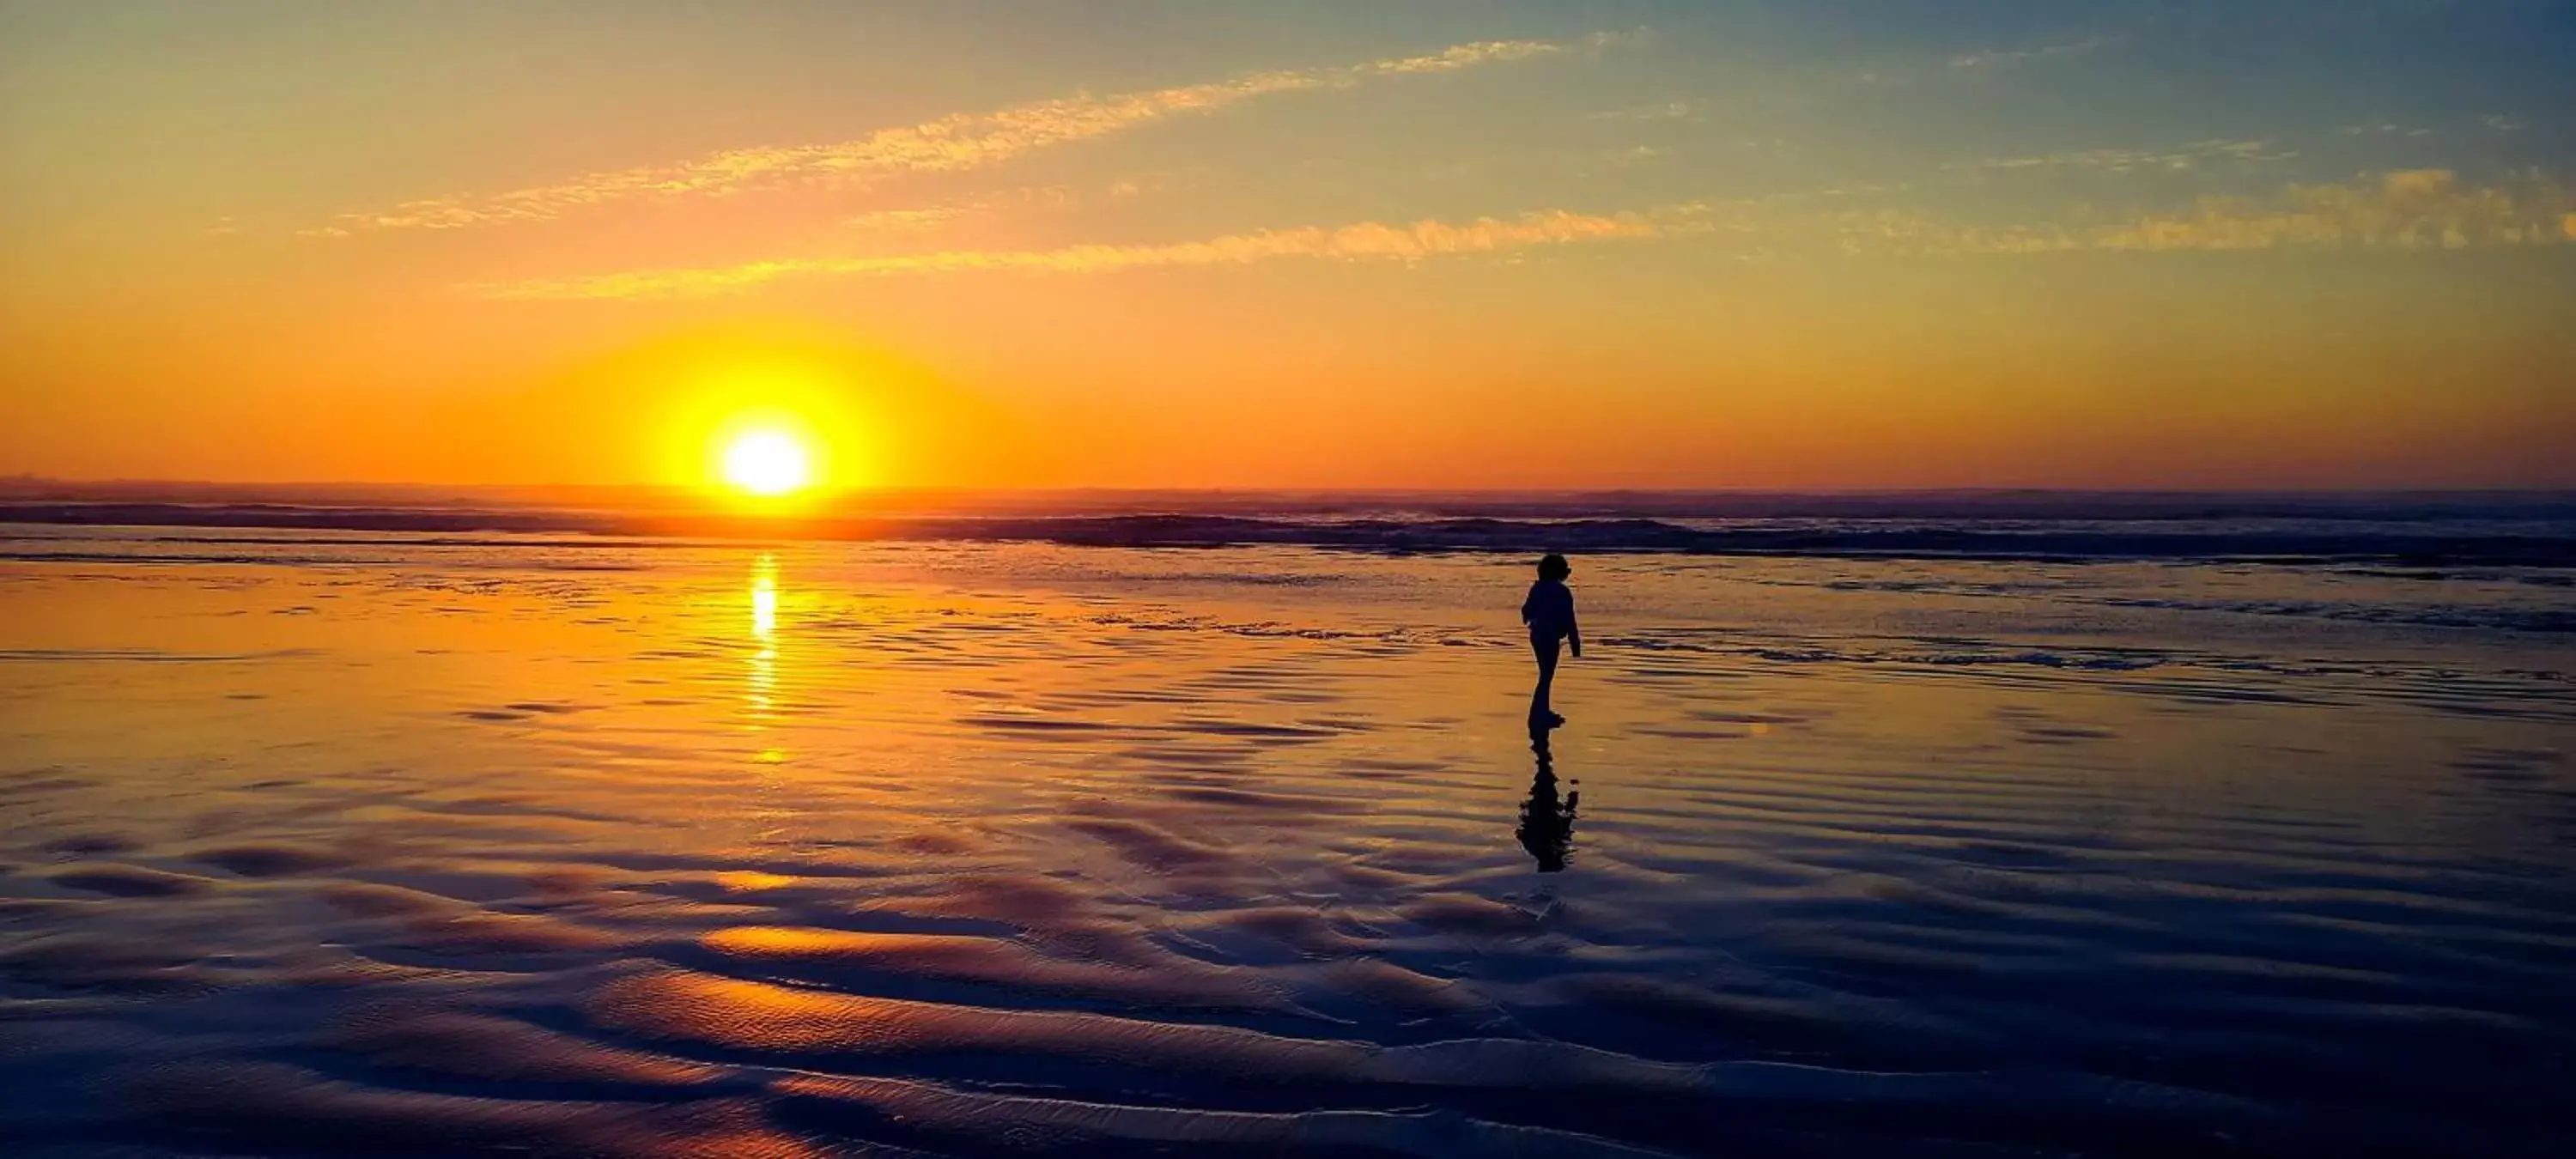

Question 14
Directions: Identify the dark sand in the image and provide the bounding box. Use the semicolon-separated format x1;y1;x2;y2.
3;530;2572;1156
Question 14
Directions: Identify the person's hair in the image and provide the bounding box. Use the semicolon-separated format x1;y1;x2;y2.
1537;553;1571;581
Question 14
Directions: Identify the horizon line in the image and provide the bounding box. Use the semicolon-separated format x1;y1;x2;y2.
4;476;2574;500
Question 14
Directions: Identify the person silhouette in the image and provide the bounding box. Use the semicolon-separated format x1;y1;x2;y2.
1521;553;1581;728
1517;731;1579;872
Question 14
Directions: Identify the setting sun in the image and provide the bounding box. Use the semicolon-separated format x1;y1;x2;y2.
8;6;2576;1153
720;429;813;496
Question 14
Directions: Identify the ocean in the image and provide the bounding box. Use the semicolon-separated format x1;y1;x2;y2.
2;493;2572;1156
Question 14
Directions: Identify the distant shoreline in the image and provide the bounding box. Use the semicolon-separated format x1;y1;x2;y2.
7;497;2574;568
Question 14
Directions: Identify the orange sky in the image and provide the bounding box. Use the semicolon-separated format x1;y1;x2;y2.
3;3;2573;490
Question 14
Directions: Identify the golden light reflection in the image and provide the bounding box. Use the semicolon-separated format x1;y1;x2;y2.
715;871;799;893
745;553;780;732
702;925;878;956
751;559;779;640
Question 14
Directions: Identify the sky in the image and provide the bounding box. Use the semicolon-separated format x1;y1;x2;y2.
3;0;2573;491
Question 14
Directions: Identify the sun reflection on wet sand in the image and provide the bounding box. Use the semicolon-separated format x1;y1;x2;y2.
744;553;791;772
2;536;2573;1156
744;553;779;731
750;555;779;640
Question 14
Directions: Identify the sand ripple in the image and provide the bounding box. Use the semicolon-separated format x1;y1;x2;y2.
4;537;2573;1156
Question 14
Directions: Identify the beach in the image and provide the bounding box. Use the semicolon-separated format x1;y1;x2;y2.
10;0;2576;1151
3;522;2572;1156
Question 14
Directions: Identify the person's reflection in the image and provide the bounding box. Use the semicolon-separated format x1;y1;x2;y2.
1517;729;1578;872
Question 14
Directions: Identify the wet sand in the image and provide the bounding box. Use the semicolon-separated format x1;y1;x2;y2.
3;530;2572;1156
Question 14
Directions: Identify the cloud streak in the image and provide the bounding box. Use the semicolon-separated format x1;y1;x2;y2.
314;39;1576;236
841;184;1086;234
1949;35;2117;70
474;209;1661;300
475;171;2573;300
1955;139;2296;175
2081;169;2575;252
1775;170;2576;254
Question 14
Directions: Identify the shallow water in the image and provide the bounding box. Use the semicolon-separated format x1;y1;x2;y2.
3;529;2572;1156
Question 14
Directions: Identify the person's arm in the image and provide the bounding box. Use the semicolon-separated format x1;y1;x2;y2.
1566;594;1582;658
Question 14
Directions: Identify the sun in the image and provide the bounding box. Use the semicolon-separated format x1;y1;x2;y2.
720;429;813;496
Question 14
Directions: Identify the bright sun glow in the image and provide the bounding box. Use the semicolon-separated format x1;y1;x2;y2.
720;429;813;496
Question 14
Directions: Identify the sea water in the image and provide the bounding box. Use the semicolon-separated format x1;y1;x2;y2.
2;519;2571;1156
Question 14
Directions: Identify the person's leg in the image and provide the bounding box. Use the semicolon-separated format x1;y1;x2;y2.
1531;634;1560;719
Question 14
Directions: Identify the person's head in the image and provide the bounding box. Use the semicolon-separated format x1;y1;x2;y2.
1537;554;1571;582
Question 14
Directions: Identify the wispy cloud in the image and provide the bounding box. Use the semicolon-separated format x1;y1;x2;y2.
2341;113;2534;139
841;184;1087;234
312;39;1581;236
1795;170;2576;254
473;169;2574;300
2341;122;2436;139
1957;139;2296;175
1581;100;1703;123
473;209;1661;300
1365;39;1566;76
1949;35;2117;70
2080;169;2575;252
